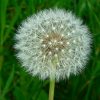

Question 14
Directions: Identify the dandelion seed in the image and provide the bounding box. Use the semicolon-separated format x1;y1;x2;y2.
59;41;63;45
52;26;56;30
66;42;70;45
60;25;64;29
43;55;46;59
73;40;76;43
42;44;46;48
40;39;43;42
55;48;59;51
53;39;57;43
68;49;72;53
48;51;52;55
61;34;64;37
48;42;52;45
46;34;49;38
61;49;65;53
67;32;70;36
54;54;58;57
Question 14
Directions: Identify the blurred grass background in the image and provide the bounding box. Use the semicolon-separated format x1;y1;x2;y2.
0;0;100;100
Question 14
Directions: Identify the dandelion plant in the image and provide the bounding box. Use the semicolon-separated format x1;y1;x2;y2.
14;9;92;100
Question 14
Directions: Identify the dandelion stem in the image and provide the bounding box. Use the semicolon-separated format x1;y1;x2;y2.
49;78;55;100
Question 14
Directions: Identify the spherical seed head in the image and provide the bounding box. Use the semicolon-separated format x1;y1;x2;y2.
14;9;92;81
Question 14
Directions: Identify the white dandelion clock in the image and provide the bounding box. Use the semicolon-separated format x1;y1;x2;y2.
15;9;92;80
14;8;92;100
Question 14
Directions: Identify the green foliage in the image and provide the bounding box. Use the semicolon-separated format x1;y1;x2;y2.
0;0;100;100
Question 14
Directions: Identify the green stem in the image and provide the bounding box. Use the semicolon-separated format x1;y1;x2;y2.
49;78;55;100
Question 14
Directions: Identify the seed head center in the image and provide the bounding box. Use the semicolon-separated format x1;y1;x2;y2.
41;33;66;57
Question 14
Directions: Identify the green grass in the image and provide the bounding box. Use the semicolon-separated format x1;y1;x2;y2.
0;0;100;100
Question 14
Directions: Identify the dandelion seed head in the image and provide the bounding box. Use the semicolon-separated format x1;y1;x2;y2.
15;9;92;81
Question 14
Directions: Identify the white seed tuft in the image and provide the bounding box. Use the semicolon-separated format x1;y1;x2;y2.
42;44;46;47
48;42;52;45
61;49;65;53
48;51;52;55
40;39;43;42
52;26;56;30
54;54;58;57
60;25;64;29
67;32;70;36
53;39;57;43
55;48;59;51
67;42;70;45
60;41;63;45
61;34;64;37
73;40;76;43
46;34;49;38
43;55;46;59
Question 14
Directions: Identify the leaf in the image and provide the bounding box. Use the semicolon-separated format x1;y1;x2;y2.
13;87;25;100
2;67;14;97
37;90;48;100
